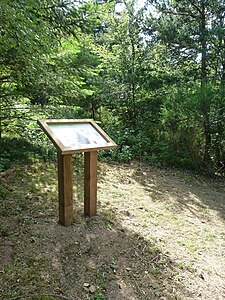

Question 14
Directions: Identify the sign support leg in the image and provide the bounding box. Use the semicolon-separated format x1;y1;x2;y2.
84;151;97;217
57;152;73;226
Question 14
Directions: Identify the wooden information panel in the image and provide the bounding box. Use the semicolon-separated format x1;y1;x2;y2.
38;119;117;154
38;119;117;226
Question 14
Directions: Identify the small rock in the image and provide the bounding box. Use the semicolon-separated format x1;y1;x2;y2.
89;285;96;293
83;283;90;288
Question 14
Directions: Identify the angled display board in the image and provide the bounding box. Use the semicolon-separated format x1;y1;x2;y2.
38;119;117;154
37;119;117;226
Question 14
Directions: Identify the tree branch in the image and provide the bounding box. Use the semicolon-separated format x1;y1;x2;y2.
161;9;196;19
187;0;202;15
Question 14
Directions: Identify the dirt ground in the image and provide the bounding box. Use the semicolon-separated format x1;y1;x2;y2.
0;159;225;300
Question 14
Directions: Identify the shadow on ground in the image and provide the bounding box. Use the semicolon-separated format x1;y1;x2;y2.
131;163;225;222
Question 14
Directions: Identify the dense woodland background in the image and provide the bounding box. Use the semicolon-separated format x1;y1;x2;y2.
0;0;225;175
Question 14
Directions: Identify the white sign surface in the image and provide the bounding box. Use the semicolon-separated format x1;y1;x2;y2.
49;123;108;148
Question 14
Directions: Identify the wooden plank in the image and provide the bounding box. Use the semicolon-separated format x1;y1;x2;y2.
84;151;97;217
57;153;73;226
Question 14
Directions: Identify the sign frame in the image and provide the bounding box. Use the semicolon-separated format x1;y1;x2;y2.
37;119;117;155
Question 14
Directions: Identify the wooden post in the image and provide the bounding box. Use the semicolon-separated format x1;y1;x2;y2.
84;151;97;216
57;152;73;226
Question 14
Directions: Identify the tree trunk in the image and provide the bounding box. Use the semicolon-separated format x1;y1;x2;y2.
130;28;136;127
216;35;225;170
200;1;211;164
0;116;2;140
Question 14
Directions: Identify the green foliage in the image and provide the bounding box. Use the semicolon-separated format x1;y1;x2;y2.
0;136;55;172
0;0;224;176
91;293;107;300
0;0;98;133
0;152;11;172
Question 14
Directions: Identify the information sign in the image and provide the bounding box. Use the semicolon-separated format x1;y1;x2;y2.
38;119;116;154
37;119;117;226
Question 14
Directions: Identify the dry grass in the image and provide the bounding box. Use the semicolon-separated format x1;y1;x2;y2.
0;158;225;299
